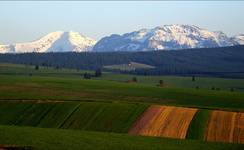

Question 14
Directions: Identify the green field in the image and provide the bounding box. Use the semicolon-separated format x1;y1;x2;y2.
99;73;244;92
2;63;244;92
0;74;244;111
61;102;147;132
0;125;243;150
0;63;244;149
186;109;210;140
0;101;147;133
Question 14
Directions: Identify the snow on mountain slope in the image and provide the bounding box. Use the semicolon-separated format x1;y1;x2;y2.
0;25;243;53
232;34;244;45
0;31;96;53
93;24;236;52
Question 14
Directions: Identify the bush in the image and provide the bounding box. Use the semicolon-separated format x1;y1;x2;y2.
159;80;164;87
132;77;137;82
95;69;102;77
83;73;91;79
35;65;39;70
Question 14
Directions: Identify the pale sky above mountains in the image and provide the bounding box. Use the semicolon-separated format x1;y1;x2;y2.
0;1;244;44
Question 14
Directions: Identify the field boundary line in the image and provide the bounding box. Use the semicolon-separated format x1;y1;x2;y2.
36;104;57;127
57;102;82;128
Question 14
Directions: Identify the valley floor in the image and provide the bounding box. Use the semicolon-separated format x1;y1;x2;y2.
0;63;244;149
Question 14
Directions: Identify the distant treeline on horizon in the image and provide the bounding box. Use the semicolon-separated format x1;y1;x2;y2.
0;45;244;77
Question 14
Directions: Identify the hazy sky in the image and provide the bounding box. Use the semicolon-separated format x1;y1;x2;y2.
0;1;244;44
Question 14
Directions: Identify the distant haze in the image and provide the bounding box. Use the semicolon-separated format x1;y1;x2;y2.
0;1;244;44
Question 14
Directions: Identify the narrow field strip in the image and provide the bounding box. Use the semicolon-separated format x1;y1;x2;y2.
61;102;148;133
233;113;244;143
0;101;147;133
37;102;81;128
0;102;33;125
14;103;56;126
186;109;210;140
129;105;197;139
128;105;165;135
205;111;244;144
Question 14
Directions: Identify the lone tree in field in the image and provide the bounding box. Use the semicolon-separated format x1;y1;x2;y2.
192;76;195;82
132;77;137;82
35;65;39;70
159;80;164;87
95;68;102;77
83;72;91;79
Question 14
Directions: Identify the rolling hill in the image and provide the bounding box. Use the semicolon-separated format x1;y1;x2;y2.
0;63;244;149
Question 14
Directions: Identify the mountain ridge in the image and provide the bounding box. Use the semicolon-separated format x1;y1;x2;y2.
0;25;244;53
93;24;242;52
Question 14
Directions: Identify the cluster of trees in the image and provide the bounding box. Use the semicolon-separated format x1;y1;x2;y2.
0;45;244;76
83;69;102;79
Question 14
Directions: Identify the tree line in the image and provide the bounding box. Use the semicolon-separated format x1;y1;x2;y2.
0;45;244;76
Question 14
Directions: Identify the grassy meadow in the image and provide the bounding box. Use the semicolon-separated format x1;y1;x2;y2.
0;73;244;110
0;125;243;150
0;63;243;149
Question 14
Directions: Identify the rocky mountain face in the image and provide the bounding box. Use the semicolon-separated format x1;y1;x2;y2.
93;25;240;52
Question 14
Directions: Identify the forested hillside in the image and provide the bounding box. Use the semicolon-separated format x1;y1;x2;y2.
0;45;244;75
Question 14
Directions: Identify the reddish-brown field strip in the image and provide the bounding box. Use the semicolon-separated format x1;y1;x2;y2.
128;105;166;135
205;111;244;144
129;105;197;139
233;113;244;143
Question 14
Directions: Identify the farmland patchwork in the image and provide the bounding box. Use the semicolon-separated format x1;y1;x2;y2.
0;101;243;144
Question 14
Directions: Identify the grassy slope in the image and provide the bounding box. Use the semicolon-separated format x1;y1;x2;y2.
0;63;92;78
0;75;244;111
14;103;57;126
37;102;80;128
61;102;147;133
186;109;210;140
0;101;147;133
0;125;243;150
0;101;33;125
2;63;244;92
100;73;244;92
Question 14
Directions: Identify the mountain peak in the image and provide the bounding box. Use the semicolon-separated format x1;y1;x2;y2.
0;31;96;53
231;34;244;45
93;24;238;52
1;25;243;53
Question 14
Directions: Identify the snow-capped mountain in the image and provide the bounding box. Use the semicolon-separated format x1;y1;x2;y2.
0;25;243;53
0;31;96;53
93;24;238;52
231;34;244;45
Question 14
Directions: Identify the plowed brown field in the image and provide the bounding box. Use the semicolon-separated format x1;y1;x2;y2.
129;105;197;139
205;111;244;144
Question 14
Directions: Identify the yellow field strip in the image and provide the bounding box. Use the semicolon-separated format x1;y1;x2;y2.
129;105;197;139
205;111;244;144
